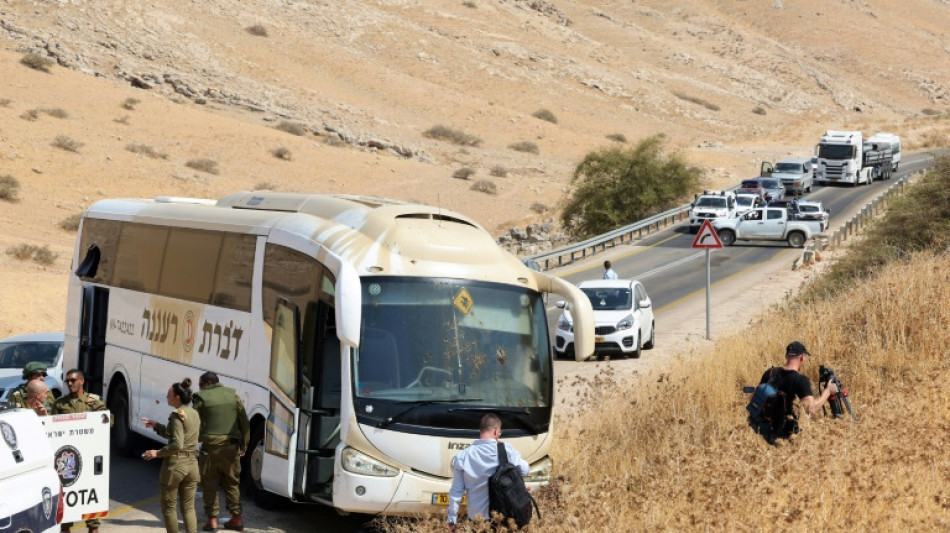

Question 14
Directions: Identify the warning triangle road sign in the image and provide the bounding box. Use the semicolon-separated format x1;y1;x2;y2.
692;219;723;249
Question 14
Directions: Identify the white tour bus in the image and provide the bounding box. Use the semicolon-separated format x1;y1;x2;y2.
62;192;593;514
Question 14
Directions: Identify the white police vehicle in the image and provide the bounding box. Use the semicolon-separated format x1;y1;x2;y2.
0;406;62;533
688;190;737;232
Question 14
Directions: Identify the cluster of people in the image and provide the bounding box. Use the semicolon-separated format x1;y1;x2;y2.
6;364;249;533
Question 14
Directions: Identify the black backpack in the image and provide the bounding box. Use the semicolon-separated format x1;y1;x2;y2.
746;367;795;443
488;442;540;529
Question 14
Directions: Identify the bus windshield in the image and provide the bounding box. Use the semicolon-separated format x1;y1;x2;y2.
354;277;551;416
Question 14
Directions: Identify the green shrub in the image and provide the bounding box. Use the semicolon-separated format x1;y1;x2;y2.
271;147;292;161
490;165;508;178
423;125;482;147
6;244;58;265
532;109;558;124
122;97;141;111
275;121;308;136
0;175;20;202
453;167;476;180
508;141;539;154
60;213;82;231
561;134;700;240
126;143;169;159
471;179;497;195
606;133;627;143
185;158;220;175
20;53;54;73
51;135;83;152
246;24;268;37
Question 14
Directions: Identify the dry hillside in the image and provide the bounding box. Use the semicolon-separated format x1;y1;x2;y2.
2;0;950;336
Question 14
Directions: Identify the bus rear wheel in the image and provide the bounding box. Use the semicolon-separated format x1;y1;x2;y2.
109;384;138;458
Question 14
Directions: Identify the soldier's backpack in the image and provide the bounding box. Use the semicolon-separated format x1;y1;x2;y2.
488;442;540;529
746;367;792;443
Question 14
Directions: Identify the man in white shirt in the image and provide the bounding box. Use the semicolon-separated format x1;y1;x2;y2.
603;260;618;280
446;414;529;529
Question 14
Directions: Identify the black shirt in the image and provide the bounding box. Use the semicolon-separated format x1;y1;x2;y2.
760;367;813;410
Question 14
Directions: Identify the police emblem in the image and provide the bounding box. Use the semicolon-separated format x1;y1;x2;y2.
0;421;16;449
55;445;83;487
42;486;53;519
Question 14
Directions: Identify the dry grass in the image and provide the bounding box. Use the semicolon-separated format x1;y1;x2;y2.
51;135;83;152
274;121;308;136
605;133;627;143
20;108;40;121
122;97;141;111
43;107;69;119
246;24;269;37
20;52;54;72
6;243;58;265
531;108;558;124
380;250;950;532
0;175;20;202
0;98;11;107
271;146;293;161
453;167;476;180
470;179;497;195
490;166;508;178
673;91;721;111
185;158;220;175
508;141;539;154
126;143;169;159
59;213;82;231
424;125;483;147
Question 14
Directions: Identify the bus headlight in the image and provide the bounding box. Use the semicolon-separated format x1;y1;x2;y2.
341;447;398;477
523;456;553;483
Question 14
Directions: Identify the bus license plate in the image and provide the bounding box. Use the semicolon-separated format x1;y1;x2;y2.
432;493;465;506
595;336;605;343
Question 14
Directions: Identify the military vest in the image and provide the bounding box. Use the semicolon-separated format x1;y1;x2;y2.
194;384;240;438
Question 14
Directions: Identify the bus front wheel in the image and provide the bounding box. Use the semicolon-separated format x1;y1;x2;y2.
245;423;288;510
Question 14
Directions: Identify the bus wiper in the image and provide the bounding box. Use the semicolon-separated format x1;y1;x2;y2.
377;398;483;429
447;407;545;433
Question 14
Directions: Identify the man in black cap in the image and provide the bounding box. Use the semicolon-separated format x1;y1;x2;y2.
757;341;839;440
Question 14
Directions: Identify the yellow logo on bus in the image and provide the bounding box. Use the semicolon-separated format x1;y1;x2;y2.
453;288;473;315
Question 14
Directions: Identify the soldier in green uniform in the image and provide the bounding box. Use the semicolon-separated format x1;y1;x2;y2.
7;361;55;411
193;371;249;532
53;369;110;533
143;378;201;533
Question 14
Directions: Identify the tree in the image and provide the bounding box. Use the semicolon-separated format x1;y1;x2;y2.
560;135;701;240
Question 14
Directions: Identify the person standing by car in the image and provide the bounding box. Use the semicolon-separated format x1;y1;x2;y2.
602;260;618;280
192;371;249;532
446;414;529;530
143;378;201;533
54;369;110;533
7;361;55;411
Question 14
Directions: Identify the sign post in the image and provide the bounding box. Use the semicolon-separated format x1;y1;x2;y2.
691;220;724;340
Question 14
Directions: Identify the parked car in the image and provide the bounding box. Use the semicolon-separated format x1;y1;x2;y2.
797;200;830;221
772;157;814;195
740;178;785;203
0;332;66;402
554;279;655;359
0;406;64;533
734;193;764;213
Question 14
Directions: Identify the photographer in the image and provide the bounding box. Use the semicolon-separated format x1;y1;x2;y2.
762;341;838;418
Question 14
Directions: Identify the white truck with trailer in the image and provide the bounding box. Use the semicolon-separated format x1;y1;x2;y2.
688;190;737;232
815;130;893;186
711;206;826;248
868;132;901;172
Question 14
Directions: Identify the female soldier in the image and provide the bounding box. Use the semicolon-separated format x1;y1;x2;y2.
142;378;201;533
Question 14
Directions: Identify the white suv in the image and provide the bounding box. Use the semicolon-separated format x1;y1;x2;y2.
554;279;655;359
0;407;63;532
688;190;736;232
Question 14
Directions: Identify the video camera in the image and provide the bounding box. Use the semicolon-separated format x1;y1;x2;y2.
818;365;857;422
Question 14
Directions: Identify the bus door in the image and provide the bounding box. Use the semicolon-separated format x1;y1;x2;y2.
78;286;109;395
293;301;341;501
260;299;302;498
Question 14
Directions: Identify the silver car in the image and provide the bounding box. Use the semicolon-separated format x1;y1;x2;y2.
0;332;66;401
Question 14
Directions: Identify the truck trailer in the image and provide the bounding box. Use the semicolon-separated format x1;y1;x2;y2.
815;130;894;186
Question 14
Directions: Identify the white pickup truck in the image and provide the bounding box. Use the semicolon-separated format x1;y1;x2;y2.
712;207;826;248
